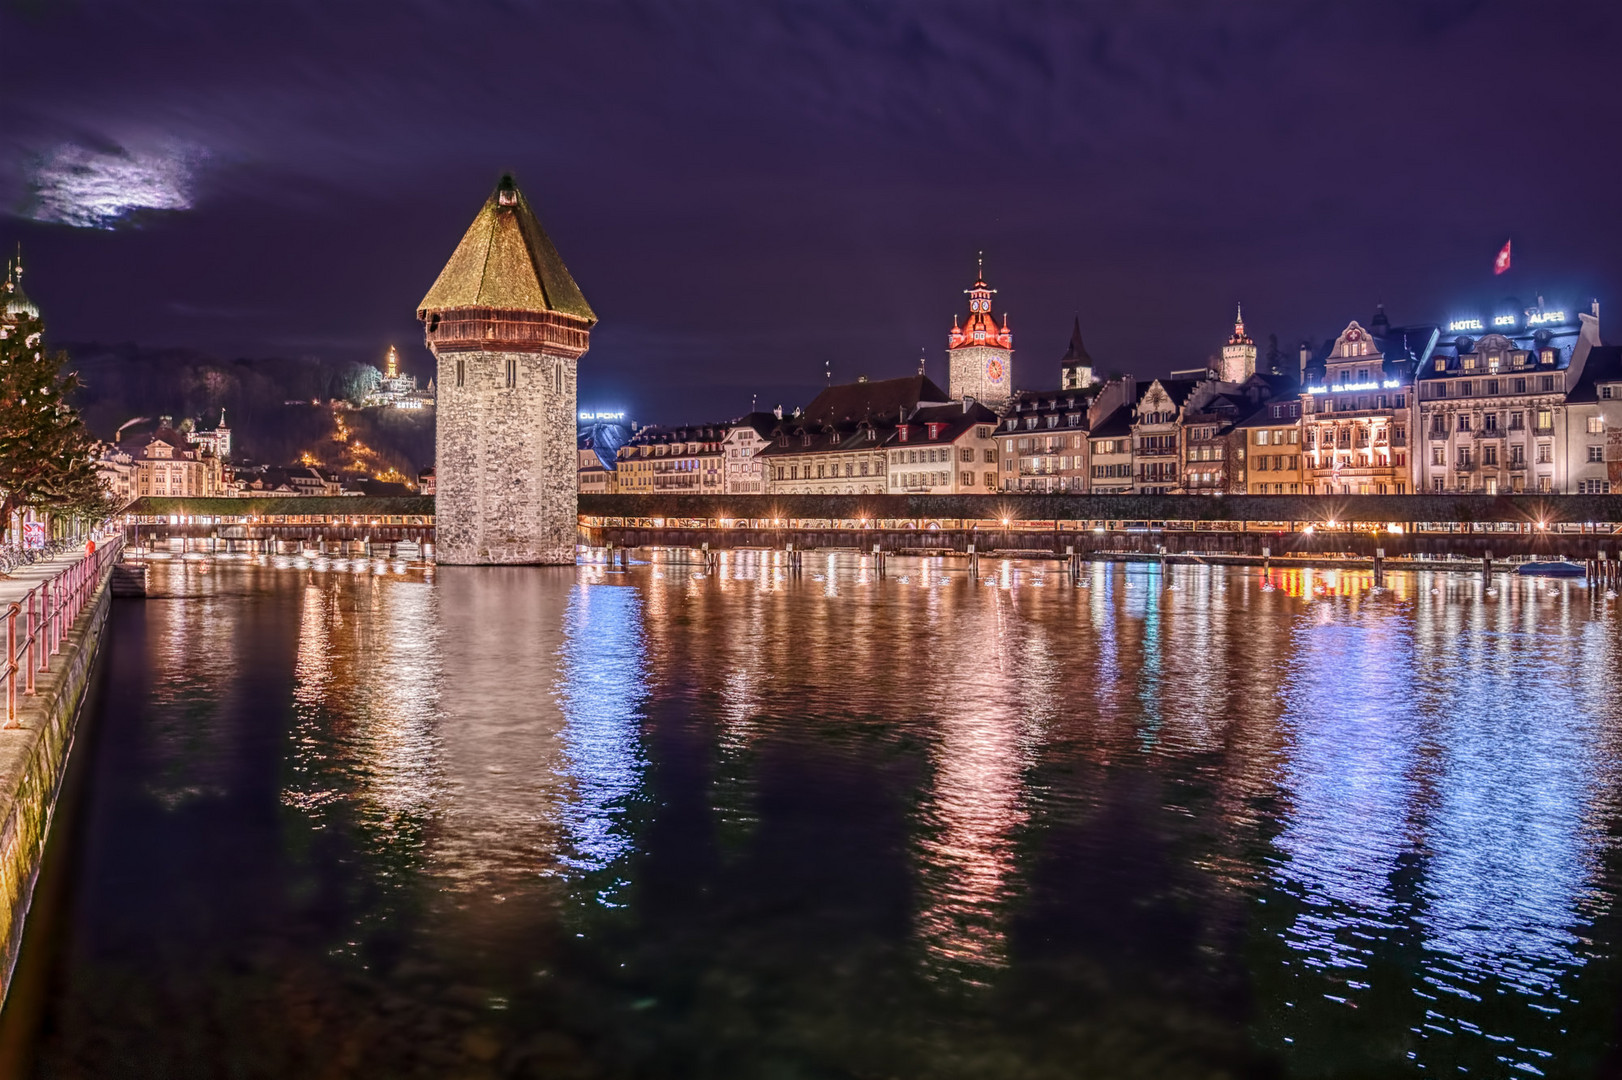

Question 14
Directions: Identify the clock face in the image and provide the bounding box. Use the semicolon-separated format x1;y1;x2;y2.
986;358;1005;383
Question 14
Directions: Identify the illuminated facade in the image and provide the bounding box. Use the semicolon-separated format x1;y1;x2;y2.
1235;398;1305;494
134;429;225;498
947;265;1014;406
1566;344;1622;494
721;414;775;494
1416;303;1601;494
1301;321;1426;495
615;425;726;493
883;403;1000;493
994;392;1091;492
1131;378;1201;494
418;175;595;564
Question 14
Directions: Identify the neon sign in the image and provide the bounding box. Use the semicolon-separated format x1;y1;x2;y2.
1527;310;1567;326
578;411;626;421
1493;314;1517;327
1448;318;1484;332
1307;379;1402;394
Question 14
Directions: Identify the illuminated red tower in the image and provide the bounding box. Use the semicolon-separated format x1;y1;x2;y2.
947;255;1013;405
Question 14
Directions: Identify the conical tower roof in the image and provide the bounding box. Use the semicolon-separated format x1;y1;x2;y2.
419;175;595;323
1060;316;1092;364
1;247;40;322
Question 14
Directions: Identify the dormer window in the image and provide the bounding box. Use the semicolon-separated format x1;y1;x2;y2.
1005;418;1016;430
1513;353;1526;368
1435;358;1445;371
1462;356;1476;371
1025;417;1036;430
1541;349;1556;365
899;427;909;443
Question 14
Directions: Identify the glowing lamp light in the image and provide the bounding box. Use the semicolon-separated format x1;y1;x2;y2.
1001;518;1011;526
1326;519;1338;529
1537;521;1547;530
1302;525;1316;535
1387;523;1404;535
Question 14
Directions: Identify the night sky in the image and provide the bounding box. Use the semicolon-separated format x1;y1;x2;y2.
2;0;1619;423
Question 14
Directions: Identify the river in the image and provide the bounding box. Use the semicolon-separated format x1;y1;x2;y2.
7;553;1622;1078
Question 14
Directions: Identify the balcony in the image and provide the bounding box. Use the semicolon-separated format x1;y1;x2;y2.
1136;447;1177;457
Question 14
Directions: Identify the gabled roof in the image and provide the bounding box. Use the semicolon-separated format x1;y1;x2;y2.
418;175;595;322
801;374;949;426
1089;405;1134;439
882;402;999;448
1567;346;1622;404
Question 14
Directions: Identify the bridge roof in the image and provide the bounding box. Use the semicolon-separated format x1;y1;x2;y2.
126;496;434;518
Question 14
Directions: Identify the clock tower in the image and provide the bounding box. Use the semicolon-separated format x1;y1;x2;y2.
947;258;1013;406
1221;303;1257;383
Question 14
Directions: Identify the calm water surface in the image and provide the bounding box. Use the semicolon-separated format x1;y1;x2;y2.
11;554;1622;1078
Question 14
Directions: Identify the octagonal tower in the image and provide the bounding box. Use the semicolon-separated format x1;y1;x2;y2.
418;175;596;564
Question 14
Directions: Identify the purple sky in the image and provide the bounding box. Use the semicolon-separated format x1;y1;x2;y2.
2;0;1619;423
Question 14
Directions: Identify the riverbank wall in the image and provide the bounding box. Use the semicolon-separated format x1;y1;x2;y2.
0;570;111;1007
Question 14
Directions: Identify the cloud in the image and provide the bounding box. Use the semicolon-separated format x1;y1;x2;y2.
22;141;204;229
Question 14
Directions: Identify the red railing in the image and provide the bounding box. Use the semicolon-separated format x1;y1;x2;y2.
3;536;124;727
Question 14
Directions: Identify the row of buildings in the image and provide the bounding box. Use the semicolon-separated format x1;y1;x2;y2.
582;274;1619;498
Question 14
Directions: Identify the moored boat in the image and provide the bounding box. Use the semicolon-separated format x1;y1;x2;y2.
1516;559;1585;578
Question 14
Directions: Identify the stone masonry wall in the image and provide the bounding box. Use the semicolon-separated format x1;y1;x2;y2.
948;345;1013;406
435;348;578;564
0;575;111;1007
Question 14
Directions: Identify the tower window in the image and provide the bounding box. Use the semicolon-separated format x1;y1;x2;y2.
555;363;564;395
505;357;517;388
456;359;465;388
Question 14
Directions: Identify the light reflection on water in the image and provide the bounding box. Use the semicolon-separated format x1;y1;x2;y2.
19;555;1622;1078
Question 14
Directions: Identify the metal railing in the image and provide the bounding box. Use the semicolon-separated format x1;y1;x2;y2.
3;535;123;727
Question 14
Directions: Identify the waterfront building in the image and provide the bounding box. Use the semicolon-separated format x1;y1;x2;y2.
133;427;224;498
722;413;776;494
1234;397;1306;494
1058;318;1097;391
1415;302;1600;494
946;264;1014;406
615;425;727;494
1220;305;1257;383
417;466;435;495
994;390;1092;492
883;401;1000;494
94;445;135;507
759;375;947;495
418;174;595;564
1131;378;1201;494
1566;344;1622;493
1301;318;1432;494
1084;377;1138;494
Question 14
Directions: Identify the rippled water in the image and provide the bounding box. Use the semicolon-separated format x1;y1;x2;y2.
11;554;1622;1078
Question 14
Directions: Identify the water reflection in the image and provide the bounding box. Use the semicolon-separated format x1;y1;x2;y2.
17;557;1622;1079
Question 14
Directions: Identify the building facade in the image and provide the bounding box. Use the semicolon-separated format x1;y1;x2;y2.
419;175;595;564
616;425;727;494
1131;379;1200;494
994;391;1091;492
722;414;776;494
1058;318;1096;391
1220;305;1257;383
1235;398;1305;494
1301;320;1424;495
134;430;225;498
884;402;1000;493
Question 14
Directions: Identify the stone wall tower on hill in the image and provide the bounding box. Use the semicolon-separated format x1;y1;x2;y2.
947;258;1013;406
1221;304;1256;383
418;175;596;565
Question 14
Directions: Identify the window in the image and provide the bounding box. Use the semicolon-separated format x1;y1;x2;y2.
1484;413;1498;432
555;363;564;395
1588;417;1605;435
455;359;465;388
1483;445;1497;466
960;447;974;463
960;472;973;487
1590;446;1605;463
1434;477;1445;492
1510;444;1525;466
1432;447;1445;466
1460;381;1473;396
1579;480;1613;494
1535;409;1554;432
1605;387;1615;400
983;449;995;464
1458;447;1472;467
1457;414;1471;432
1486;379;1499;395
1536;443;1552;464
976;426;992;439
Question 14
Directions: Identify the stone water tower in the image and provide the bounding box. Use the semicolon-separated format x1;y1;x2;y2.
418;175;596;564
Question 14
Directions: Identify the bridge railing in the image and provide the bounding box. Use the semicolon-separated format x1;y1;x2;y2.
3;535;124;727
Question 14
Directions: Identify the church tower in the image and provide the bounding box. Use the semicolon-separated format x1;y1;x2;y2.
1221;304;1256;383
947;258;1013;405
418;175;596;565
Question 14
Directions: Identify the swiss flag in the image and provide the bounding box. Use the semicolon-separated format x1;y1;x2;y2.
1493;239;1512;275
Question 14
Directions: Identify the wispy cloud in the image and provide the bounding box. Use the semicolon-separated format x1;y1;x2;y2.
23;141;205;229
